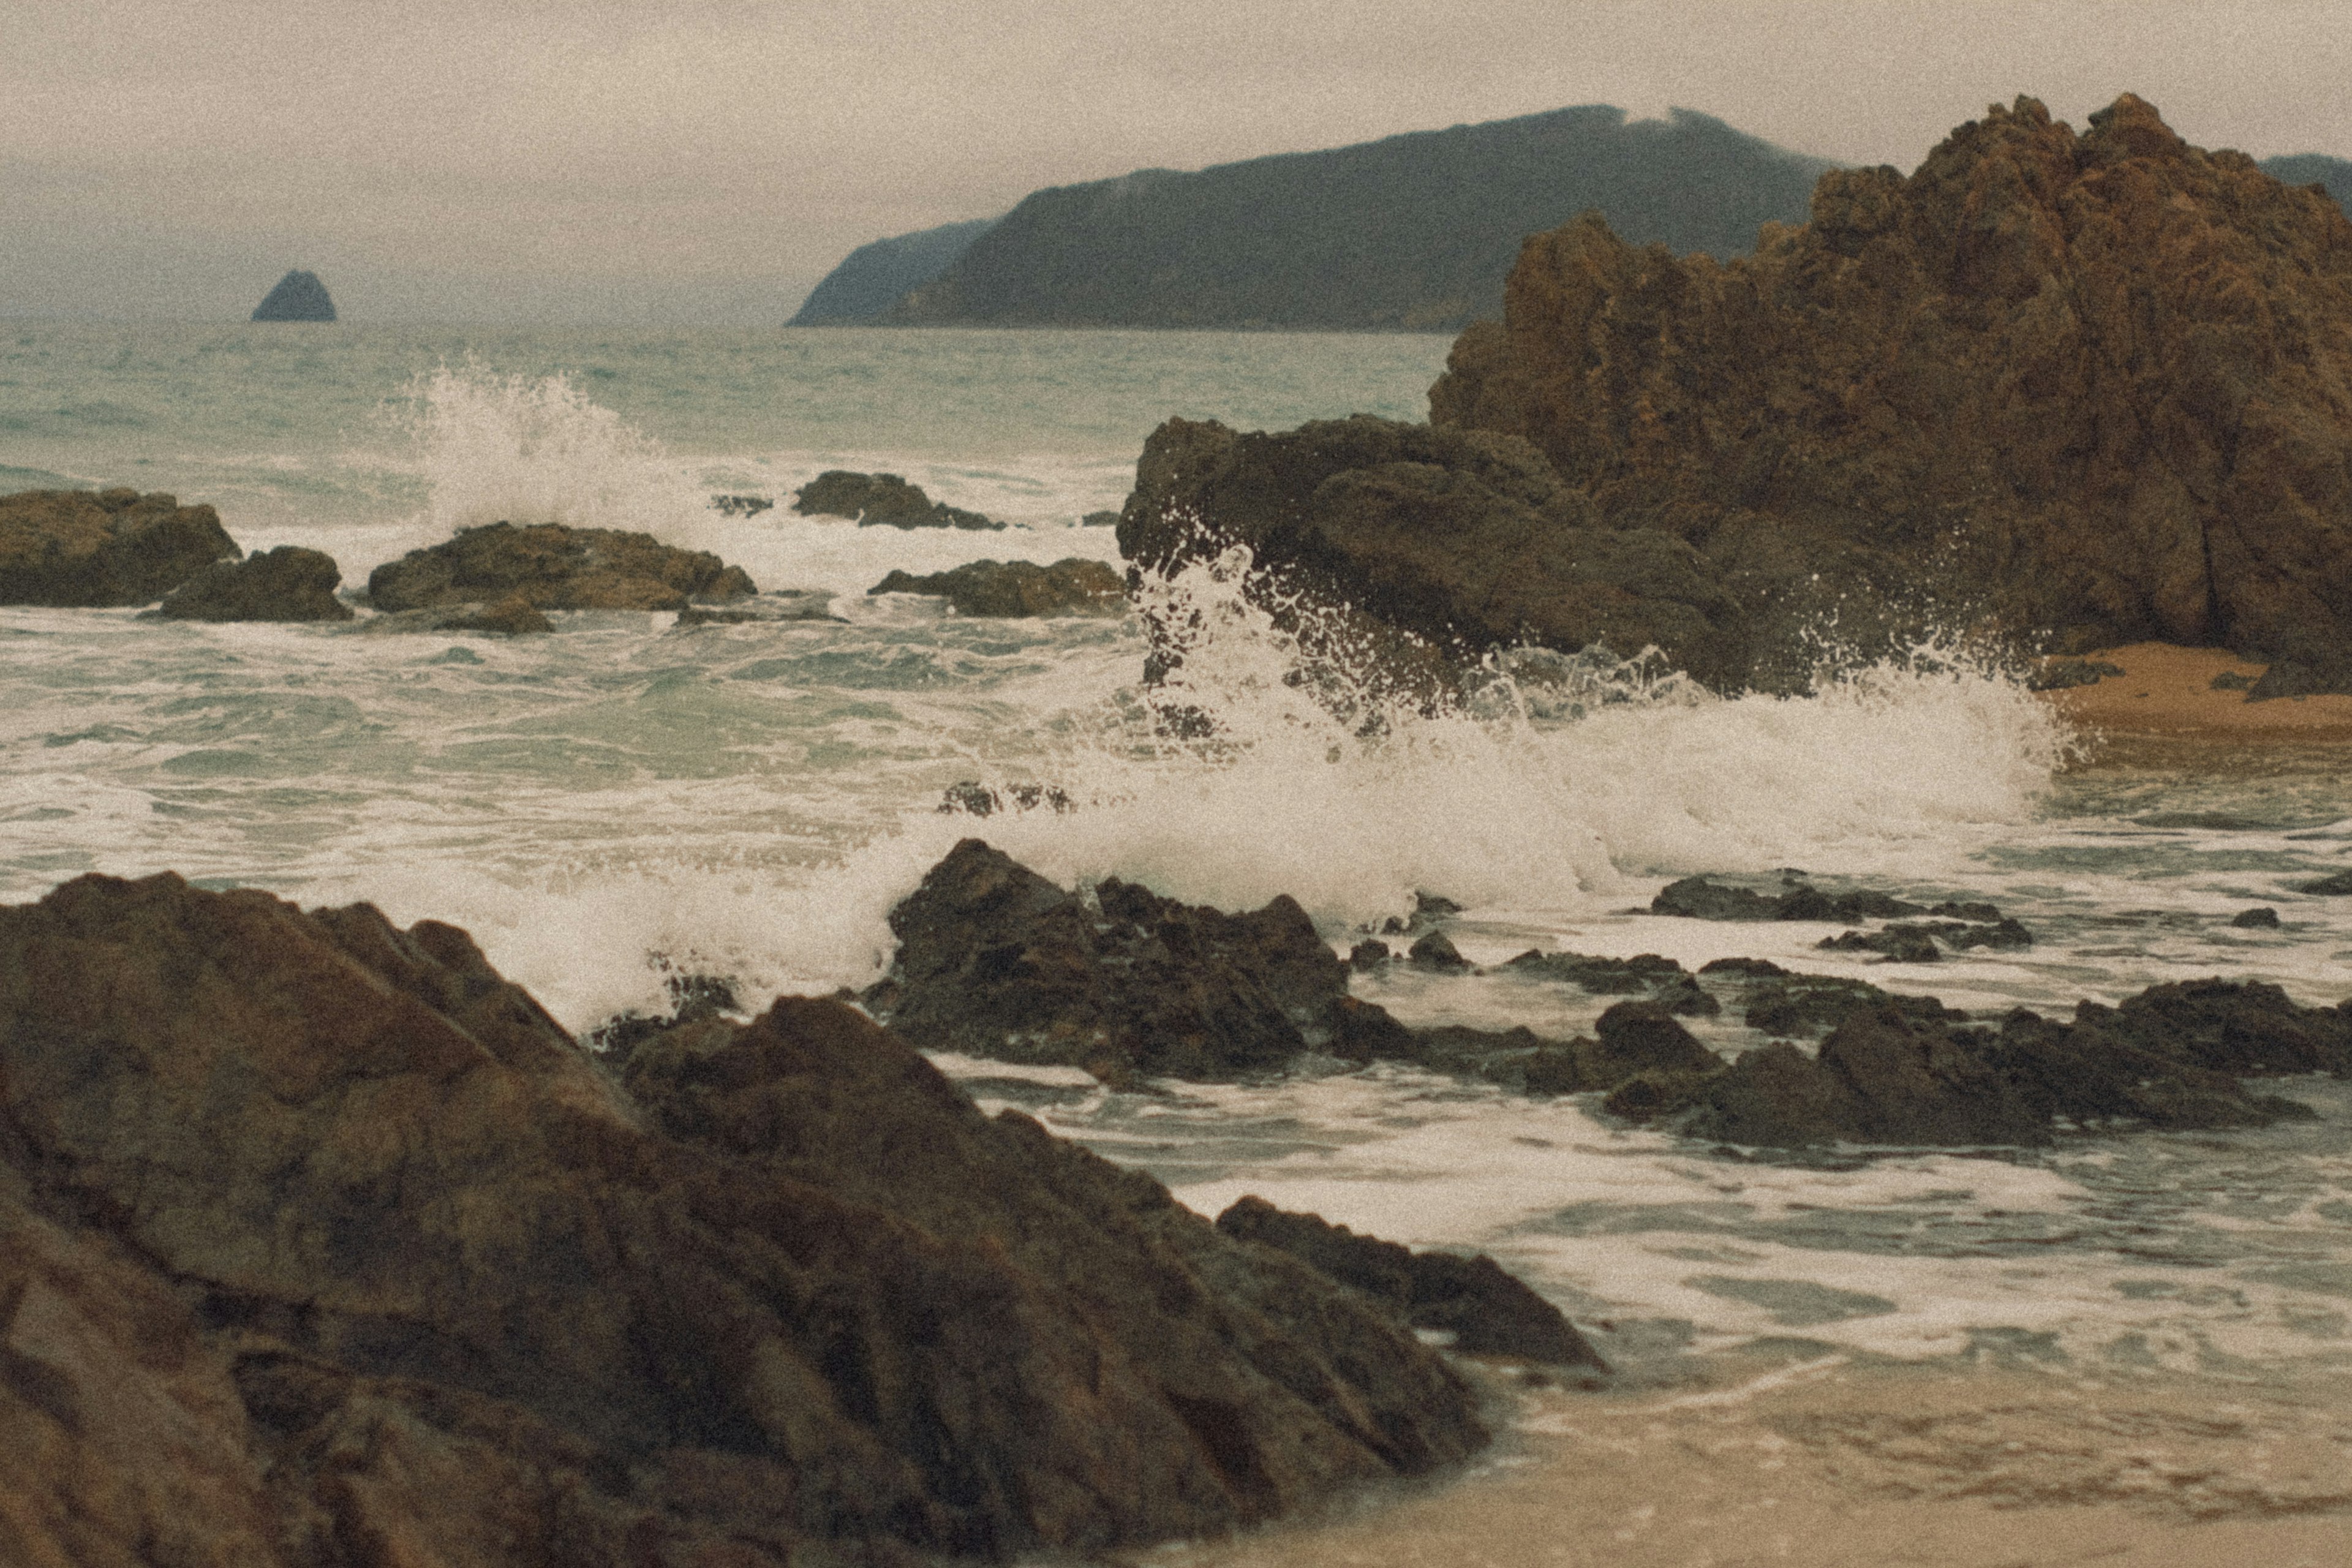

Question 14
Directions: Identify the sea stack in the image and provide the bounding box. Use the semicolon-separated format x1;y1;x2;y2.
250;269;336;322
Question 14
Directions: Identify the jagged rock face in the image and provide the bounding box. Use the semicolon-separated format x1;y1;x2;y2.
0;872;1485;1565
1431;94;2352;671
251;270;336;322
367;521;756;614
869;557;1126;616
156;545;353;622
0;487;241;606
1118;415;1748;689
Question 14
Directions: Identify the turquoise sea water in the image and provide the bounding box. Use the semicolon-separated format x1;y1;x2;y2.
4;322;2350;1552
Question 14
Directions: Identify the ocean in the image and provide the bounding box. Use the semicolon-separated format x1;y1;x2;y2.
5;322;2349;1561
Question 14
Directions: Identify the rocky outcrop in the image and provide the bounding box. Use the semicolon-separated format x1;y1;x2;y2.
793;472;1003;531
790;217;1000;326
0;487;241;606
367;522;756;614
870;558;1126;616
0;871;1487;1566
251;270;336;322
1118;415;1747;689
862;839;1378;1081
1213;1197;1606;1369
154;545;353;622
1431;94;2352;683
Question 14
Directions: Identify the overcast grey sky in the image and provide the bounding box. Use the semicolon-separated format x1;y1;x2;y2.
7;1;2348;324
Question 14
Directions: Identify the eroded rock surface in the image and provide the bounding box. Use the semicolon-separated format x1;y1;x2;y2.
367;522;755;614
0;872;1487;1565
794;472;1003;531
1431;94;2352;682
155;545;353;622
0;487;241;606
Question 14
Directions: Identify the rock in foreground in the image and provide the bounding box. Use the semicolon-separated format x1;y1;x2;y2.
865;839;1400;1080
1432;94;2352;681
368;521;756;614
794;471;1003;530
155;544;354;622
0;872;1486;1565
0;487;241;606
870;557;1126;616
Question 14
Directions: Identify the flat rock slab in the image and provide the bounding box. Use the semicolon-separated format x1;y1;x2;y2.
367;521;756;613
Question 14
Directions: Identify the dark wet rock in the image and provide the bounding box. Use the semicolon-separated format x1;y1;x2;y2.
1741;974;1964;1038
1215;1196;1607;1370
2247;642;2352;700
869;557;1126;616
2231;906;2283;928
250;268;335;321
2294;869;2352;895
1081;509;1120;527
1326;994;1420;1062
1408;1023;1562;1079
2027;658;2125;691
864;839;1381;1080
1406;930;1472;973
1693;1006;2043;1147
368;522;756;614
1348;938;1391;972
0;870;1485;1564
1414;892;1465;918
2108;977;2352;1077
1518;1002;1719;1098
936;780;1074;817
584;970;742;1058
153;545;353;622
2212;669;2258;693
1698;956;1790;978
793;471;1003;530
1118;414;1747;692
1651;875;1951;924
710;494;774;516
1819;927;1943;963
674;589;841;627
1504;949;1712;1011
1600;1068;1721;1122
0;487;241;606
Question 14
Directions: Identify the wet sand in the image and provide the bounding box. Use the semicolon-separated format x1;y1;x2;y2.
1125;1357;2352;1568
2041;644;2352;741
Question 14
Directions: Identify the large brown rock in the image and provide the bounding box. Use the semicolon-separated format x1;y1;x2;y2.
0;872;1485;1565
156;545;354;622
367;521;756;614
1431;94;2352;677
1118;415;1747;690
0;487;241;607
869;557;1126;617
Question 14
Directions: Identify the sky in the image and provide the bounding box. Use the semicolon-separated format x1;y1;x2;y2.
7;0;2350;325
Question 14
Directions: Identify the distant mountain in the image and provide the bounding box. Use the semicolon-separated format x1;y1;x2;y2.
878;107;1834;332
252;270;336;322
789;218;998;326
2259;154;2352;216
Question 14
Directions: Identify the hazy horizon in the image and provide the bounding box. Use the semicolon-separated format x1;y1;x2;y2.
9;1;2350;326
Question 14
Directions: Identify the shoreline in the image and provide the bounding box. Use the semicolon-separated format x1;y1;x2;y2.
2040;643;2352;746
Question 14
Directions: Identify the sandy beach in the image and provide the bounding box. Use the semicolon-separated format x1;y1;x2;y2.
2041;644;2352;742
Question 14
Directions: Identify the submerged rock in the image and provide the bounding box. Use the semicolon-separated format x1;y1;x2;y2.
368;521;756;614
793;471;1003;530
250;268;336;322
869;557;1126;616
359;594;554;635
154;545;353;622
1215;1196;1607;1370
709;493;775;516
0;871;1486;1564
0;487;241;606
864;839;1394;1081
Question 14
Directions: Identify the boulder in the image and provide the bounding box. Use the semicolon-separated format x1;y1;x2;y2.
1431;94;2352;679
1118;415;1747;690
863;839;1401;1081
793;472;1003;530
154;545;353;622
367;522;755;614
0;487;241;606
251;269;335;322
869;558;1126;616
0;871;1486;1564
1214;1196;1607;1369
